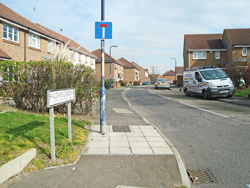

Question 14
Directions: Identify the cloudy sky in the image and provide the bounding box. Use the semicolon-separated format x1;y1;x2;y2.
2;0;250;74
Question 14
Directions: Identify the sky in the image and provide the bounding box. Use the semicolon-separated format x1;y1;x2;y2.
1;0;250;74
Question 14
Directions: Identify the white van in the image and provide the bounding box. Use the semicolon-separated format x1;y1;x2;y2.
183;66;235;99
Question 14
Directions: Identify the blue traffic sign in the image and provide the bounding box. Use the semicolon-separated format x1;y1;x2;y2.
95;22;112;39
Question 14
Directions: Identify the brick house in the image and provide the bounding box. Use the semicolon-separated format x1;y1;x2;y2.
162;70;175;83
183;34;227;70
92;49;124;87
130;61;150;83
222;28;250;68
0;3;96;68
118;57;140;85
184;29;250;71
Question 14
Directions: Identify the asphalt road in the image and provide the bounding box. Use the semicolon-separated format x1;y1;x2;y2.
123;86;250;188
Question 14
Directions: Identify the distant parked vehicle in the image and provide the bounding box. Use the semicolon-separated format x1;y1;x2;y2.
151;81;156;85
142;82;151;85
155;78;170;89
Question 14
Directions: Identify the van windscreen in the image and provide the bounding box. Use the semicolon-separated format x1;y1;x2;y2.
200;69;228;80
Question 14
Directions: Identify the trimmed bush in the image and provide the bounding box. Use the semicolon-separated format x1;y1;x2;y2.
0;60;96;114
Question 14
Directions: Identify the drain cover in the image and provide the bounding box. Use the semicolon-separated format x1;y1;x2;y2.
187;169;218;185
113;126;131;132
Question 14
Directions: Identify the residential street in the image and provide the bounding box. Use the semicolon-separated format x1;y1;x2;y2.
124;86;250;188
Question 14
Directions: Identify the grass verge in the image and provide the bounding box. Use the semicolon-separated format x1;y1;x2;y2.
234;88;250;97
0;111;90;171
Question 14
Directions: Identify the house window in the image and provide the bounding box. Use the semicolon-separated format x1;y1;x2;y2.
193;51;206;59
242;47;247;56
48;40;53;52
215;51;220;59
78;53;81;62
29;33;40;49
3;24;19;42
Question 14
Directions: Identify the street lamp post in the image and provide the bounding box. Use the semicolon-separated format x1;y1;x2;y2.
109;45;118;90
171;58;177;86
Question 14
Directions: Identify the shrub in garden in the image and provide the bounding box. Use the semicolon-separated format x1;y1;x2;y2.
0;60;96;114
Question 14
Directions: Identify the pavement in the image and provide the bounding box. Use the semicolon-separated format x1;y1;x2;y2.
3;87;186;188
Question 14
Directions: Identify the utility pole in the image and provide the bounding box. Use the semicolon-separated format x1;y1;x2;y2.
152;66;156;81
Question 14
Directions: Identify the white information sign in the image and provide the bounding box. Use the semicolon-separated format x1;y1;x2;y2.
47;88;75;161
47;88;75;108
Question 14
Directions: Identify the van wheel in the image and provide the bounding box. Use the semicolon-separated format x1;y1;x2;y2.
202;90;209;100
184;88;190;96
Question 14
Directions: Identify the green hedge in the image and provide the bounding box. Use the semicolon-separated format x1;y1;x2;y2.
0;60;96;114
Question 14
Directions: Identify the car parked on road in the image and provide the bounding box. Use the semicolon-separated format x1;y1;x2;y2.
154;78;170;89
142;82;151;85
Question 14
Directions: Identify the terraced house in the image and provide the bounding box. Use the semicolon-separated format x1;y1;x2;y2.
92;49;124;87
183;28;250;70
0;3;96;68
118;57;140;85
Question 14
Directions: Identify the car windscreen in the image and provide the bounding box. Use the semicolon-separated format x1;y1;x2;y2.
158;79;168;82
200;69;228;80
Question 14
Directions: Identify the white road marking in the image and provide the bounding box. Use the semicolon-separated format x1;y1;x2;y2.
149;89;229;118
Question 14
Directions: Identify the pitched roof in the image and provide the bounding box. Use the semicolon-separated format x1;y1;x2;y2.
224;28;250;45
36;24;96;58
176;66;184;73
118;58;139;70
184;34;225;50
130;61;146;72
0;3;57;40
92;49;124;66
0;48;11;59
0;3;95;58
163;70;175;76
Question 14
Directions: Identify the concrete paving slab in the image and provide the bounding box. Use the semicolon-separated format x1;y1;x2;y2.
127;137;147;142
131;148;153;154
84;125;175;156
127;132;144;137
130;142;150;148
110;142;130;148
88;148;109;154
148;141;169;147
152;147;174;155
145;137;165;142
112;108;133;114
110;136;128;142
110;148;132;154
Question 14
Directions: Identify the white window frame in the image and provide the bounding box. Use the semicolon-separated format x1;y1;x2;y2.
242;47;247;56
48;40;53;52
29;33;40;49
3;24;19;43
78;53;81;62
215;51;220;59
193;51;206;59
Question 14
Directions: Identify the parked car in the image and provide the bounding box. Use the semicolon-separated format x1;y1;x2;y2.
155;78;170;89
142;82;151;85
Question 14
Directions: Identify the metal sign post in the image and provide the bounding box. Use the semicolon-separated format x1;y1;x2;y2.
47;88;75;161
95;0;113;134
